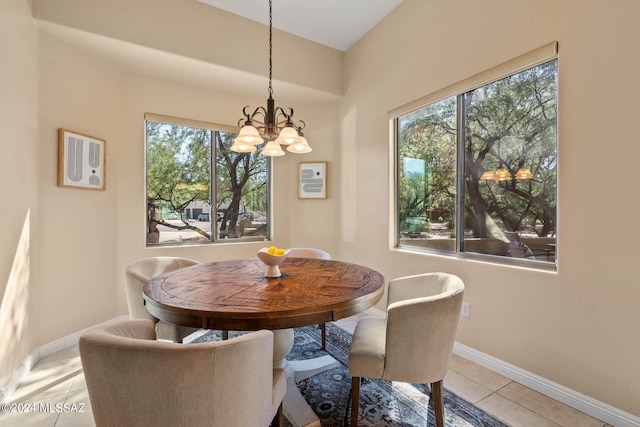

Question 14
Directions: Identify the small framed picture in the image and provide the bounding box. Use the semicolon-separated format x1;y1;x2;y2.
58;129;106;191
299;162;327;199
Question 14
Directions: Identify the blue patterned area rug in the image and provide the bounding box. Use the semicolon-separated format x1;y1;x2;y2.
191;324;508;427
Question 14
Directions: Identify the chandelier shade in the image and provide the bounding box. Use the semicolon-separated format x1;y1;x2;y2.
262;139;286;156
230;142;257;153
287;135;312;153
230;0;311;157
234;125;264;146
274;125;301;145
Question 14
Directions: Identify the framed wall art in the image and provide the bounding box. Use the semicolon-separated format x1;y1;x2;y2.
299;162;327;199
58;129;106;191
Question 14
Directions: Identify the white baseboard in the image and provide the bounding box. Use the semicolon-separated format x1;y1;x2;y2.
454;342;640;427
37;315;130;359
0;315;130;404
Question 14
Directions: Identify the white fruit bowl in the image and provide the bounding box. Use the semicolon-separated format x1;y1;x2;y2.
257;247;290;277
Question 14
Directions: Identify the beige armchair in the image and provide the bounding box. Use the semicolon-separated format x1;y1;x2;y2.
125;257;200;342
79;319;286;427
286;247;332;349
347;272;465;427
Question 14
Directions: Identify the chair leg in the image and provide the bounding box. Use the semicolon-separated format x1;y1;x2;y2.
320;323;327;350
271;402;282;427
351;376;360;426
431;380;444;427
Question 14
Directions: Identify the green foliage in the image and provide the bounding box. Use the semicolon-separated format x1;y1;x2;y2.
398;97;457;230
146;121;269;242
215;131;268;236
397;59;558;240
465;60;557;237
146;122;211;216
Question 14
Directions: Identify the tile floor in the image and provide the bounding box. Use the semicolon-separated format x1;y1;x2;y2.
1;310;610;427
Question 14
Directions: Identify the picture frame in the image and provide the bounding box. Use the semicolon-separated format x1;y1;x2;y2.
58;129;106;191
299;162;327;199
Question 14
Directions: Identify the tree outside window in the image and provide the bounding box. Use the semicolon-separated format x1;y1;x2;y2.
146;118;270;245
397;59;557;265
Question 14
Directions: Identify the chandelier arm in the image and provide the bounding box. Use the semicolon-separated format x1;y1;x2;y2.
250;120;267;129
274;107;292;123
240;106;268;125
243;106;268;127
296;120;306;132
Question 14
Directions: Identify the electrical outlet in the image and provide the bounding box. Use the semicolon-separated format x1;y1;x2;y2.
461;303;470;318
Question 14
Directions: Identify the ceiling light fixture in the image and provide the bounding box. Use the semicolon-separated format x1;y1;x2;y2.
231;0;312;157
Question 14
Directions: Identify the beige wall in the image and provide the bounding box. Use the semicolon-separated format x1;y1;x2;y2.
2;0;639;419
34;32;123;344
0;0;39;391
340;0;640;417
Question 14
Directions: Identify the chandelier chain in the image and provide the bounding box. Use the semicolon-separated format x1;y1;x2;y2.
268;0;273;97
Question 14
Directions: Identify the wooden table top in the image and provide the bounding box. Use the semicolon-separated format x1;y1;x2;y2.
143;257;385;331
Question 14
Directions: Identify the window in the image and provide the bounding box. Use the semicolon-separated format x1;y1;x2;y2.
145;114;270;246
394;44;558;267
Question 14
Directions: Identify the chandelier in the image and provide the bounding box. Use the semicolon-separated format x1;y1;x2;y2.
230;0;311;157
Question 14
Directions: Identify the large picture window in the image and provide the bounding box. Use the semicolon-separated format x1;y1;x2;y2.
145;114;270;246
394;46;557;267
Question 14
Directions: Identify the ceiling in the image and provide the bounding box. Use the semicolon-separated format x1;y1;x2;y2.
198;0;405;51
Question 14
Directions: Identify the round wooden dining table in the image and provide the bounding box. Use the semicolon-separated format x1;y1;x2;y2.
143;257;384;331
143;256;384;427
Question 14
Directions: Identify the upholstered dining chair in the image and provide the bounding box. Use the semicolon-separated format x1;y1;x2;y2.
125;257;200;342
347;272;465;427
79;319;286;427
287;247;331;260
286;247;332;349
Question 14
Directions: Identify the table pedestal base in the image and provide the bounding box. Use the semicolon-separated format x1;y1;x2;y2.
273;329;340;427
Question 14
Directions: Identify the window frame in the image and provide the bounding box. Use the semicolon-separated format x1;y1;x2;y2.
144;113;272;247
390;43;559;270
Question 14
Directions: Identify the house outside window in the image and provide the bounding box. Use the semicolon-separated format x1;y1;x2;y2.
145;114;270;246
394;44;558;268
